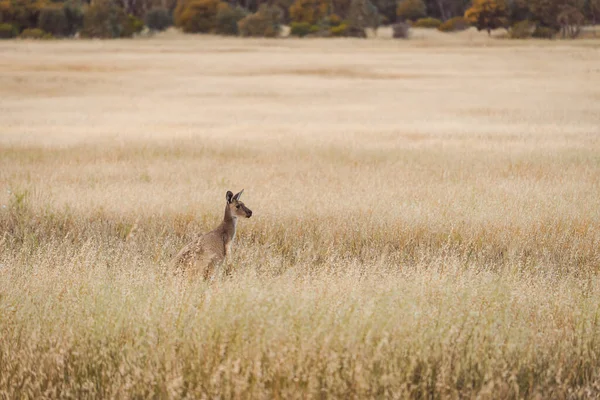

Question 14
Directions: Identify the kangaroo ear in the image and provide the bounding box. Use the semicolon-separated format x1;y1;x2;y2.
232;189;244;201
226;191;233;203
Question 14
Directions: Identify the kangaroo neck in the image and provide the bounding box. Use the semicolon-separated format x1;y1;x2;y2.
221;204;238;241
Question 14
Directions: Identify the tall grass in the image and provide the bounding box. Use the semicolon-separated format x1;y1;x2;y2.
1;36;600;398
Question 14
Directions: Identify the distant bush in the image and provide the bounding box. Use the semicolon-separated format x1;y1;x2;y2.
532;25;556;39
144;7;173;32
344;24;368;36
392;21;410;38
215;3;246;35
396;0;426;22
0;23;17;39
412;17;442;28
437;16;469;32
290;21;310;36
238;4;282;37
329;22;349;36
81;0;136;38
38;7;68;37
509;20;533;38
174;0;220;33
124;14;144;36
328;14;342;26
20;27;49;39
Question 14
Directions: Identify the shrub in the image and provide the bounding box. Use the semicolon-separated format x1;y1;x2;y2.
289;0;328;25
392;21;410;37
63;0;84;36
412;17;442;28
437;16;469;32
344;24;367;36
290;21;310;36
123;14;144;36
174;0;220;33
20;27;47;38
396;0;426;22
290;21;321;36
509;19;534;38
215;3;246;35
0;23;17;38
144;7;173;32
328;13;342;26
38;7;68;36
238;4;283;37
80;0;134;38
532;25;556;39
329;22;348;35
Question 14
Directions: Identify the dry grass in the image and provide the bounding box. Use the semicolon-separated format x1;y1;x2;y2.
1;33;600;398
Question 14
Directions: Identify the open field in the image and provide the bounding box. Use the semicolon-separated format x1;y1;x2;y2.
1;33;600;398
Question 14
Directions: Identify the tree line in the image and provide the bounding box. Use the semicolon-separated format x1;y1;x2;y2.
0;0;598;39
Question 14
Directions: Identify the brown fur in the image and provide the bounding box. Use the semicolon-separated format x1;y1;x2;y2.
170;190;252;280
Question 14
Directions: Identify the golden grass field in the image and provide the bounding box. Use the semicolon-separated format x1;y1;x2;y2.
1;31;600;398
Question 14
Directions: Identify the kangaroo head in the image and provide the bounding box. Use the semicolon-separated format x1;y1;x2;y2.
226;189;252;219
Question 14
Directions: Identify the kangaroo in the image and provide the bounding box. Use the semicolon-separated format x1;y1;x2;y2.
171;189;252;280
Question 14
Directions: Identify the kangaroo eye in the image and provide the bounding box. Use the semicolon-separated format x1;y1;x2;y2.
236;205;240;209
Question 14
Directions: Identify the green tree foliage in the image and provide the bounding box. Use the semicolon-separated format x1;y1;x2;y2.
174;0;220;32
347;0;379;32
144;6;172;31
80;0;139;38
423;0;470;21
63;0;84;36
38;6;67;36
289;0;328;24
396;0;426;21
0;0;48;32
114;0;158;18
370;0;396;23
557;4;584;37
505;0;529;23
214;2;246;35
330;0;351;19
464;0;507;35
528;0;584;29
237;3;282;36
587;0;600;25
